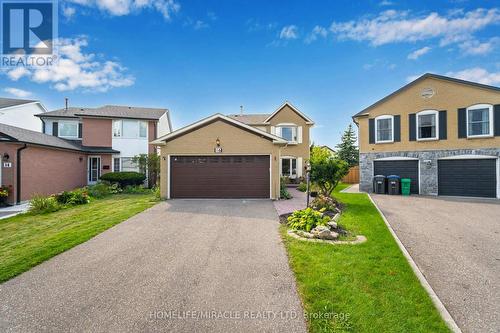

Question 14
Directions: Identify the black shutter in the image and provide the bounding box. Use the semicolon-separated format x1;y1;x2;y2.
439;110;447;140
457;108;466;138
42;121;45;134
52;122;58;137
409;114;416;141
494;104;500;136
78;123;83;139
393;115;401;142
369;118;375;144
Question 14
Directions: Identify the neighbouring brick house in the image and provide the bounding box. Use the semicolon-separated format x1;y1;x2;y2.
0;105;171;205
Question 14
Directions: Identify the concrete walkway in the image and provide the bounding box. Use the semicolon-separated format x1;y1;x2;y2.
0;202;29;219
372;194;500;333
273;187;307;215
0;200;306;333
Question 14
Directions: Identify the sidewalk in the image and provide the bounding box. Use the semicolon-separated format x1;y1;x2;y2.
273;187;308;216
0;202;29;219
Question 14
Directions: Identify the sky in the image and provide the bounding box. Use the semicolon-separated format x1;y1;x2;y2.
1;0;500;147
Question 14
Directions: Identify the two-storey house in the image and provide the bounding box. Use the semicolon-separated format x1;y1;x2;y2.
151;101;314;199
0;105;171;204
0;97;47;131
353;73;500;198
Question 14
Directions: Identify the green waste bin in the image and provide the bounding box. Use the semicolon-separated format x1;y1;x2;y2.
401;178;411;196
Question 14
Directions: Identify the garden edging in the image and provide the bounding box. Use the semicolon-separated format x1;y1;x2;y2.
287;230;367;245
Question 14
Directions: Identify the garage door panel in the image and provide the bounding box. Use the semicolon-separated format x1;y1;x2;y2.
438;159;496;198
373;160;419;194
171;155;270;198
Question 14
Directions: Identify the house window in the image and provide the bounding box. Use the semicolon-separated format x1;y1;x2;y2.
121;157;139;172
281;158;297;178
375;115;394;143
139;121;147;138
113;157;121;172
417;110;438;140
467;104;493;137
278;126;297;142
59;121;78;138
113;120;122;137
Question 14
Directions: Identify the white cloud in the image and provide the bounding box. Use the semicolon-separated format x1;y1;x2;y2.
458;37;498;55
329;8;500;46
305;25;328;43
379;0;395;6
66;0;180;20
62;5;76;19
4;87;32;98
446;67;500;85
407;46;431;60
280;25;298;40
4;37;134;92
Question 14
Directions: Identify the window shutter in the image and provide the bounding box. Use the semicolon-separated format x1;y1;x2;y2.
368;119;375;144
439;110;447;140
297;126;303;143
457;108;467;138
42;121;45;133
393;115;401;142
78;123;83;139
278;158;282;175
494;104;500;136
52;122;58;136
270;126;276;136
409;114;416;141
297;157;303;177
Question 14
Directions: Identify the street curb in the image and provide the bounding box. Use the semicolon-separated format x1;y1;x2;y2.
368;194;462;333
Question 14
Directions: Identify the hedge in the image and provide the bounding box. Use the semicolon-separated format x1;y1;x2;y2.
100;172;146;187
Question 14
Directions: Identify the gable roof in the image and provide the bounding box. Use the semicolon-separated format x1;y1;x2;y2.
0;123;118;153
151;113;287;145
353;73;500;119
38;105;168;120
264;101;314;124
226;113;270;125
0;97;37;109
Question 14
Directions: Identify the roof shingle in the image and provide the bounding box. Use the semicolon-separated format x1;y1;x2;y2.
0;97;36;109
39;105;168;120
227;114;270;124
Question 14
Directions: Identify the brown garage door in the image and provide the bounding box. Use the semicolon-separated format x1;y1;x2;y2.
170;155;270;198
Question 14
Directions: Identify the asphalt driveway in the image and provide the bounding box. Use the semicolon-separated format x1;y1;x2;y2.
0;200;306;333
371;194;500;333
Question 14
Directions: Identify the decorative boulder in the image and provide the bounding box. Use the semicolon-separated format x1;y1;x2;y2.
296;230;314;239
317;230;339;240
332;213;341;222
327;221;338;230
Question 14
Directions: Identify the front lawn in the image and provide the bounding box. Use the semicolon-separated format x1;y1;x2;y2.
282;184;450;332
0;194;157;283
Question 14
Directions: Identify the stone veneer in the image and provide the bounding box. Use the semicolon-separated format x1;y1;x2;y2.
359;148;500;195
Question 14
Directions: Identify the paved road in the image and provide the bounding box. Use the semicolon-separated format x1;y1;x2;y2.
0;200;306;333
372;194;500;333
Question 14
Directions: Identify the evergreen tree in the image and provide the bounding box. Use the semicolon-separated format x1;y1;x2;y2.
336;124;359;167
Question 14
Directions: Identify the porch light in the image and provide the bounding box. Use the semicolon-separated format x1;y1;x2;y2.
3;153;9;161
216;137;221;146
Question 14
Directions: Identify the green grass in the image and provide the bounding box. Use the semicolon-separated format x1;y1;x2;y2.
0;194;157;283
282;184;450;332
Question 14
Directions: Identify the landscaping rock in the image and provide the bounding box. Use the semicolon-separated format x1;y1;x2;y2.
332;213;341;222
327;221;338;230
296;230;314;239
317;230;339;240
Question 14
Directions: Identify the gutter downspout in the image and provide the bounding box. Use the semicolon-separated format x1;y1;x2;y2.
16;144;27;204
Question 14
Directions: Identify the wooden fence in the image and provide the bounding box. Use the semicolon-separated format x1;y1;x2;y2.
342;166;359;184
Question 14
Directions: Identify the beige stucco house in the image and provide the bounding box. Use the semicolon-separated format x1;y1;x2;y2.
353;73;500;198
152;102;314;199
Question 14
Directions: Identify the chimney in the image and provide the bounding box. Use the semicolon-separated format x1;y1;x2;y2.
64;98;68;111
240;105;243;115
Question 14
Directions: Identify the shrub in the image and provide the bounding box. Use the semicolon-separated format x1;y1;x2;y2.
280;178;292;199
152;186;161;199
311;194;339;212
29;195;60;214
100;172;146;188
67;188;90;205
121;185;149;194
297;182;307;192
87;182;112;198
287;207;330;232
55;191;72;204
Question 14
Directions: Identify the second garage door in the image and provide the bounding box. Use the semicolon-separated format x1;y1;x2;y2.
373;160;419;194
438;159;497;198
170;155;270;198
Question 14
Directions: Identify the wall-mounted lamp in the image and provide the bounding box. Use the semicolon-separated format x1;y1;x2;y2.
162;156;166;161
79;157;83;162
215;137;221;146
3;153;9;161
424;159;432;168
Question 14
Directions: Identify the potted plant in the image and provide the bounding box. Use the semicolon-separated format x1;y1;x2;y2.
0;186;10;206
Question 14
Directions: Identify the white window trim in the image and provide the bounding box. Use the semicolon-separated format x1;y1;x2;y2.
113;120;148;139
58;120;79;139
113;156;121;172
416;110;439;141
280;156;298;178
113;120;122;138
87;156;101;184
276;123;298;143
374;115;394;144
466;104;494;138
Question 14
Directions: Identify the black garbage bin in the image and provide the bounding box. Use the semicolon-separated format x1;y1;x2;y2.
373;175;386;194
387;175;401;195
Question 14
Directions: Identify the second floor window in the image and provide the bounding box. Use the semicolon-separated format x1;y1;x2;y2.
59;122;78;138
113;120;148;139
417;110;438;140
467;104;493;137
375;115;393;143
278;126;297;142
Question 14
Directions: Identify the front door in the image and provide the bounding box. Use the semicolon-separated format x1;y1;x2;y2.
88;157;101;184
